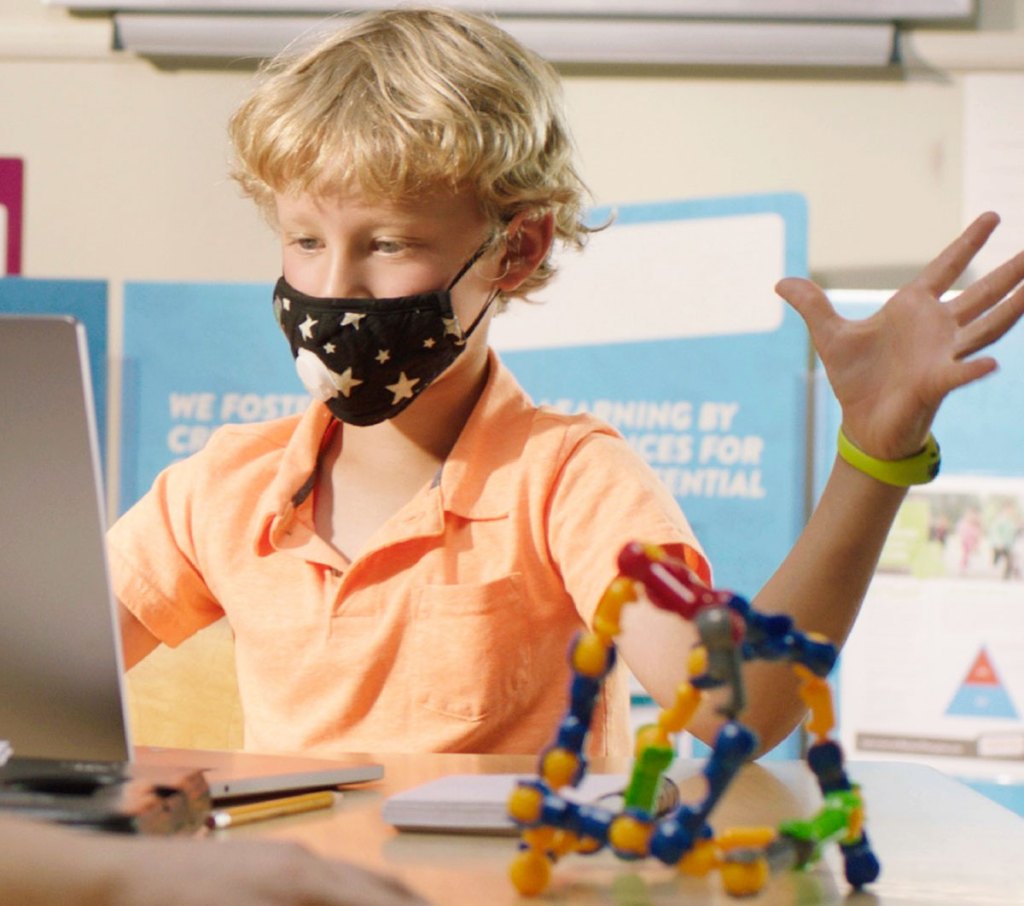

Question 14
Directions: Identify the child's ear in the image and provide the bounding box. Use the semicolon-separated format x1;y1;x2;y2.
495;211;554;292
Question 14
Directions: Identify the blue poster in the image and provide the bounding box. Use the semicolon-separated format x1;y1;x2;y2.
119;281;308;513
0;277;108;464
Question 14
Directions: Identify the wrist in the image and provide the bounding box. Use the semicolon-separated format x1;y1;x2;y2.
837;428;941;487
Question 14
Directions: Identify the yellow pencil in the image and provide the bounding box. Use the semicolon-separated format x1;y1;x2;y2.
206;790;338;829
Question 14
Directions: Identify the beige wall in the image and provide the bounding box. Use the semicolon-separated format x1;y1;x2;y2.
1;0;1023;291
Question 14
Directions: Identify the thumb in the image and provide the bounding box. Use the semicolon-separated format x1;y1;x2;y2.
775;277;839;338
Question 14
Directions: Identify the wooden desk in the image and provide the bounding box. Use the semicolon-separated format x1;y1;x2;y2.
217;753;1024;905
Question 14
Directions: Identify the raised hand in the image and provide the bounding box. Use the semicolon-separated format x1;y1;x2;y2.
776;212;1024;461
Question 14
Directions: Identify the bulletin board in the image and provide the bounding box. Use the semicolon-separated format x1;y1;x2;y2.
0;277;109;465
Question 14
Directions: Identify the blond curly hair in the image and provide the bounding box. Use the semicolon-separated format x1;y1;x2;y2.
229;7;595;300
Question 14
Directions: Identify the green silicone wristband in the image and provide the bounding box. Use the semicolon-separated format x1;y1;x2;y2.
837;429;941;487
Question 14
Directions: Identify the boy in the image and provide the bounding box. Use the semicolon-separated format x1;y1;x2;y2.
111;7;1024;758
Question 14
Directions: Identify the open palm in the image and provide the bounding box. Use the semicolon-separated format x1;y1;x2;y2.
778;213;1024;461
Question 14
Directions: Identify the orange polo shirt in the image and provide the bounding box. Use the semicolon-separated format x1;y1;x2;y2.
109;351;707;756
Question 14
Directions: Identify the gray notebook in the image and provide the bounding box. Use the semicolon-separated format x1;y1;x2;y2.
0;315;381;799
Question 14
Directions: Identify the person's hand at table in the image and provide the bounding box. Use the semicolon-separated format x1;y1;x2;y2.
0;814;431;906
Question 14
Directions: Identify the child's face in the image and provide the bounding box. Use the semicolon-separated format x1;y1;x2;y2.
273;185;499;326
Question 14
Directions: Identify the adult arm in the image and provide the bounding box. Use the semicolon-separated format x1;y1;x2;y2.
0;814;430;906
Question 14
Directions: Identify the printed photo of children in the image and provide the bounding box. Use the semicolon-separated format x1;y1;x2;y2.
880;479;1024;581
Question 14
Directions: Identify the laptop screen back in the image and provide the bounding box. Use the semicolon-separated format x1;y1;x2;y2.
0;315;132;761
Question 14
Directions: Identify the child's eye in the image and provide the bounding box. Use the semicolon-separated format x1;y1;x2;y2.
295;237;322;251
373;238;408;255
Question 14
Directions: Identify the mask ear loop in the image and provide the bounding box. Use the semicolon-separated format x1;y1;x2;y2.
448;228;507;343
459;285;501;344
446;234;497;292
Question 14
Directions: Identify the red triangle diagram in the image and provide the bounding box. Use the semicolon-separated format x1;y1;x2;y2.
965;648;999;686
946;647;1019;719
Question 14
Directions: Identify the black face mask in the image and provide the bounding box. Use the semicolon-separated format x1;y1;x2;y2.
274;243;495;426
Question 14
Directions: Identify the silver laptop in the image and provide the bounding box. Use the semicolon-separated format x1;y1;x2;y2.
0;315;382;798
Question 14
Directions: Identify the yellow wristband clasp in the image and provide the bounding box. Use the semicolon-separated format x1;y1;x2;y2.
837;428;941;487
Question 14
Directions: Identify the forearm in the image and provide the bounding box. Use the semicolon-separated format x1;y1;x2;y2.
0;816;111;906
728;455;908;752
621;456;908;755
756;455;907;646
717;213;1024;755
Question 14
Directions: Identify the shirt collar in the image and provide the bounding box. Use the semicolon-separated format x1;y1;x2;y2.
253;402;336;556
438;348;535;520
253;348;534;555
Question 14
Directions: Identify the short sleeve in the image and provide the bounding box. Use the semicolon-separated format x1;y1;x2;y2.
107;454;226;648
544;429;709;628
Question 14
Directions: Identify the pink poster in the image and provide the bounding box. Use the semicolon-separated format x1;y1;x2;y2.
0;158;24;275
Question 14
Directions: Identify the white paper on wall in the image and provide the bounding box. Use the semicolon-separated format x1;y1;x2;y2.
839;474;1024;783
963;73;1024;281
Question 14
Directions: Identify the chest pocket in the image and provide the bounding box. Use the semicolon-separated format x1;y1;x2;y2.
412;574;531;723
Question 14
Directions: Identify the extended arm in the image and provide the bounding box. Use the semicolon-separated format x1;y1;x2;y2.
620;213;1024;754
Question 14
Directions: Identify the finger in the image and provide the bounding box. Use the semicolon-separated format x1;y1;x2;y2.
948;247;1024;325
954;280;1024;359
915;212;1000;297
942;355;999;394
775;277;840;340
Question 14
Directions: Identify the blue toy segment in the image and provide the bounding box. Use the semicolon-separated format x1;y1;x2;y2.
533;639;620;788
575;803;614;847
539;790;582;831
786;633;837;678
649;807;712;864
806;740;851;793
801;739;881;887
645;721;756;866
737;606;791;659
703;722;757;811
508;542;881;899
555;713;589;756
736;601;838;676
841;832;882;888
